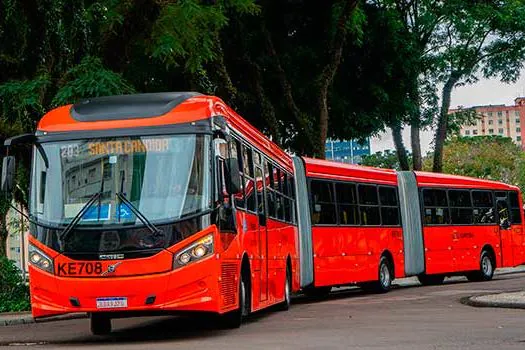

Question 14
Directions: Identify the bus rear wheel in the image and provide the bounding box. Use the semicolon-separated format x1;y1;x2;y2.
417;274;445;286
90;313;111;335
361;256;393;293
467;250;494;282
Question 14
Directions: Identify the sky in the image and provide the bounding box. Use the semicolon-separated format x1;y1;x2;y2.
370;71;525;154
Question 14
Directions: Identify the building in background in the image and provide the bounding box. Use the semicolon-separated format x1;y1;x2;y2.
451;97;525;148
325;138;371;164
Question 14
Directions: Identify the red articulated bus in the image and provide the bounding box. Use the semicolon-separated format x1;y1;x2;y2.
292;157;525;295
2;93;300;334
3;92;525;334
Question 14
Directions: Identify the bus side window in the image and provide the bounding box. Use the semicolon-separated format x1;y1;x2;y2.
422;189;449;225
509;191;522;224
472;191;495;224
243;146;256;212
449;190;473;225
310;180;336;225
230;138;245;209
358;184;380;226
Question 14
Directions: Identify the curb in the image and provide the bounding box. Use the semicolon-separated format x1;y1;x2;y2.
0;313;87;327
460;291;525;310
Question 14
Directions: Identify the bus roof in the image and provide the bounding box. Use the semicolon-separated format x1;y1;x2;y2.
302;157;398;185
37;92;293;170
37;93;217;133
414;171;520;191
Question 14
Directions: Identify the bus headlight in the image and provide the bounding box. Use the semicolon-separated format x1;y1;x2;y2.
173;234;214;269
29;244;54;274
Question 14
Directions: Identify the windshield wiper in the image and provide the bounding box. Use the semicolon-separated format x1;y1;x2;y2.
116;192;161;235
60;174;106;241
59;192;101;241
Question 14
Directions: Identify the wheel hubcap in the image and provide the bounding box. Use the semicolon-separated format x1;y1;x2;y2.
285;277;290;304
482;256;492;276
380;264;390;287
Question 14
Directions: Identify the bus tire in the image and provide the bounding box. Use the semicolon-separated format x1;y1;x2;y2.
303;286;332;298
417;274;445;286
361;256;393;293
221;271;249;329
90;313;111;335
467;250;495;282
277;265;292;311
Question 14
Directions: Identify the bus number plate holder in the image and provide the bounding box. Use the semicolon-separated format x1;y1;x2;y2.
96;297;128;309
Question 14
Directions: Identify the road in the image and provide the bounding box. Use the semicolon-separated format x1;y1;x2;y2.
2;272;525;349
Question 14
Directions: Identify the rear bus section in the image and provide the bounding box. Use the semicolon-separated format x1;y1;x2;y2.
414;172;525;284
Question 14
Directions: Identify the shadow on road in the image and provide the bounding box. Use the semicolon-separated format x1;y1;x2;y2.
42;310;276;346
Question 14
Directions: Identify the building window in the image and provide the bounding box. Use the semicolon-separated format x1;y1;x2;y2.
518;136;522;142
516;118;521;124
489;129;494;134
498;111;503;117
499;128;504;134
488;120;494;125
489;112;493;116
472;130;478;135
498;119;503;125
517;127;521;133
516;111;520;116
465;130;470;135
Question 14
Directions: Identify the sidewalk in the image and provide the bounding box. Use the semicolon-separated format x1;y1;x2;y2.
463;291;525;309
0;312;87;327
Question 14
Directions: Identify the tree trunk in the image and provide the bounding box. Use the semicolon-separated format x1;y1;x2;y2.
433;74;459;173
317;0;358;158
411;123;422;170
391;123;410;170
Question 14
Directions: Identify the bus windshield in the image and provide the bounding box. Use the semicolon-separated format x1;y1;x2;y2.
30;134;212;228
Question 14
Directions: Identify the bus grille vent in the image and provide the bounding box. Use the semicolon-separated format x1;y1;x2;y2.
220;263;238;308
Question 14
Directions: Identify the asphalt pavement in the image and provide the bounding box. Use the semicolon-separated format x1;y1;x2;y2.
2;270;525;349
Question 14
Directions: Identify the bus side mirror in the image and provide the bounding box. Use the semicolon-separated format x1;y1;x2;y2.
226;158;241;195
1;156;15;193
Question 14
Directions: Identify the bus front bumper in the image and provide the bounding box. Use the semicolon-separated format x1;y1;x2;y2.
29;255;234;319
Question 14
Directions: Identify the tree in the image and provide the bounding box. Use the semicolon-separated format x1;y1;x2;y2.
361;150;412;170
430;0;525;172
423;136;525;192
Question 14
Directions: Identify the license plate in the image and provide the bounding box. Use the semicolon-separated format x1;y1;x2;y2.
96;297;128;309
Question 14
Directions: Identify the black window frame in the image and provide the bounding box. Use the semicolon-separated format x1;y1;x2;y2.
308;178;401;228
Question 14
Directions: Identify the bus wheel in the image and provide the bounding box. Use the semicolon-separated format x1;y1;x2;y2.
303;286;331;298
417;274;445;286
467;250;494;282
222;272;249;329
90;313;111;335
362;256;393;293
277;266;292;311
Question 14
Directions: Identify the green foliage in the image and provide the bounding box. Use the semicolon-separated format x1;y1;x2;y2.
361;150;412;170
150;0;258;73
424;136;525;191
0;256;30;312
0;76;50;133
52;56;135;106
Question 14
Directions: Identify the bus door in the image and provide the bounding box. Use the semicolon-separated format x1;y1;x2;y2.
496;192;513;267
254;152;269;302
